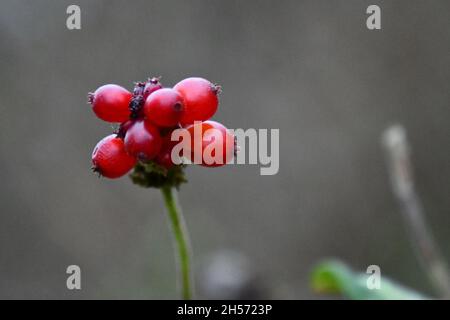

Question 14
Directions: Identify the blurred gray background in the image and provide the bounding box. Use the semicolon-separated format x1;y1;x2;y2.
0;0;449;299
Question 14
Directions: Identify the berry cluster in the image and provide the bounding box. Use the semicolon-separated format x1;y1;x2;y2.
89;77;235;187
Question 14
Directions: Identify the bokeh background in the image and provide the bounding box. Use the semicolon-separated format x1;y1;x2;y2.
1;0;449;299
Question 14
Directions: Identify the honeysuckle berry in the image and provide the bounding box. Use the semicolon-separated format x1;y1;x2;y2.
124;120;162;161
88;84;132;123
92;134;137;179
155;133;179;169
174;77;219;125
128;78;164;119
185;120;235;167
89;76;232;299
143;77;163;100
115;119;135;139
89;76;231;184
144;88;184;127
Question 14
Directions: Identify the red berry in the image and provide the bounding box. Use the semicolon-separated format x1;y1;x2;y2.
116;119;135;138
124;120;162;161
92;135;137;179
185;120;234;167
155;133;179;169
88;84;132;123
143;77;163;100
144;88;184;127
155;151;174;169
174;77;219;125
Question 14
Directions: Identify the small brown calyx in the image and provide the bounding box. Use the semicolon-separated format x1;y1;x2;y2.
148;76;162;85
87;92;95;104
211;83;222;95
91;165;102;177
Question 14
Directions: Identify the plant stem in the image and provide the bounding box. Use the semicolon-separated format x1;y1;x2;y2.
161;185;193;299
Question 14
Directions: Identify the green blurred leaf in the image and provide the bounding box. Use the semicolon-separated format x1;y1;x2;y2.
311;260;427;300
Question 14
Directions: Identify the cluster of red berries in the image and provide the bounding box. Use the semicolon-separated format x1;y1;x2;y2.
89;77;235;180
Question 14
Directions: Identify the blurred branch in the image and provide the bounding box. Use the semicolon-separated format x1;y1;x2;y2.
382;125;450;298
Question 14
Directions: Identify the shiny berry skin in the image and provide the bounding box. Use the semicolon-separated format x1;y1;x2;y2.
88;84;132;123
143;77;163;100
92;135;137;179
116;119;135;138
185;120;235;167
173;77;219;125
155;132;180;169
124;120;162;161
144;88;184;127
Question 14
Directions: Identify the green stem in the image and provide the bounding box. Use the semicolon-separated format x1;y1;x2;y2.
161;186;193;299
